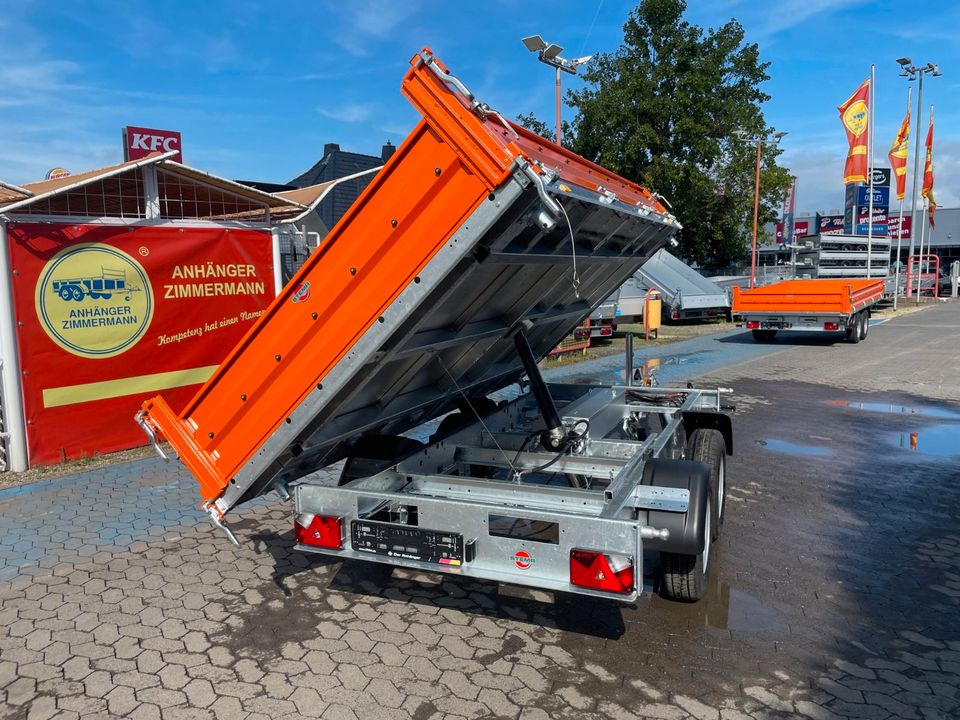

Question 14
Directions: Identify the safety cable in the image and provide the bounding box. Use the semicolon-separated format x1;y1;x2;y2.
436;357;518;477
555;196;581;298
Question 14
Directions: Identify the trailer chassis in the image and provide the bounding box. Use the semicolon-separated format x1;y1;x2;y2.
292;370;732;603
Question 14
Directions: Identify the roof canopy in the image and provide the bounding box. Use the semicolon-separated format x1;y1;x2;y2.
0;153;304;223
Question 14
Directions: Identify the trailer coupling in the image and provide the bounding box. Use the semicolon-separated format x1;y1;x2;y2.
135;410;168;462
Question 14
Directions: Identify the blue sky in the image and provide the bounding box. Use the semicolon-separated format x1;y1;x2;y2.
1;0;956;215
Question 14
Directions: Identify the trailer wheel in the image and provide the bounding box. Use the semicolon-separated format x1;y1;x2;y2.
58;286;73;301
859;311;869;341
687;429;726;540
661;496;711;603
640;459;712;602
846;315;861;344
751;329;776;342
339;434;426;486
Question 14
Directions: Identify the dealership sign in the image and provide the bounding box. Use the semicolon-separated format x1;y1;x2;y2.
123;126;183;163
7;223;272;464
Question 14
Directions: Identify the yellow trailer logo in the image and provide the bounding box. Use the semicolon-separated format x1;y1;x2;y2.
35;243;154;358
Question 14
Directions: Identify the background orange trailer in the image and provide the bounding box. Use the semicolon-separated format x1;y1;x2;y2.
732;278;884;343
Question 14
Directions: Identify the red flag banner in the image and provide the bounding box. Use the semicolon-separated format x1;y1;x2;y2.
922;116;934;199
838;78;870;185
922;114;935;229
888;108;910;200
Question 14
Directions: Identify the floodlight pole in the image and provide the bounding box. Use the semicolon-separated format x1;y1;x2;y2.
555;66;562;145
521;35;590;147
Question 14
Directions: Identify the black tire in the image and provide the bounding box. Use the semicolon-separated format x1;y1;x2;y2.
338;434;426;486
661;496;712;603
751;329;776;342
846;314;861;344
859;311;869;341
687;429;726;540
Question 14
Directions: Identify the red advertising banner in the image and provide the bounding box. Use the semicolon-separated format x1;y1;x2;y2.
775;220;809;243
7;223;274;465
888;215;912;241
123;126;183;163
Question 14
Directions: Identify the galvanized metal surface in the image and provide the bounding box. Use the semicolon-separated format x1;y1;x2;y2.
225;171;677;510
634;248;730;312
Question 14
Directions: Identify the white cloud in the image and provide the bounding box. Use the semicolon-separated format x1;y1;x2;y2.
324;0;423;57
318;103;377;123
752;0;868;37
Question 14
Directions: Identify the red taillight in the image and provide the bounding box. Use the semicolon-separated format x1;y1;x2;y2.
294;514;344;549
671;312;680;320
823;322;840;331
600;327;612;336
569;549;634;594
745;321;760;329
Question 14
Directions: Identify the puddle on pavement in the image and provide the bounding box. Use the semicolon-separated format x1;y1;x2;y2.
888;424;960;457
755;438;831;457
653;576;788;634
828;400;960;421
705;584;788;633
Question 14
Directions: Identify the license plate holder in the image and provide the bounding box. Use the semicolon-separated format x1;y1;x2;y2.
351;520;464;565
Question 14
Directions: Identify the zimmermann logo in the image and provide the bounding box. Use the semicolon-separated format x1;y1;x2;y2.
35;243;154;359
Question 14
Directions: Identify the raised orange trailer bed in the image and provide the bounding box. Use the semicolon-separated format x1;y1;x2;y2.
135;48;741;604
732;278;884;343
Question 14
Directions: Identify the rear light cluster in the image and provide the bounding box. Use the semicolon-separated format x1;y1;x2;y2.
294;514;344;549
823;322;840;331
569;549;634;594
599;327;613;337
745;321;760;329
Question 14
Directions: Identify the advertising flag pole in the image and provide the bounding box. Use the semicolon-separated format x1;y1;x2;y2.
917;196;929;303
893;85;911;310
916;104;934;304
866;65;875;279
908;72;925;283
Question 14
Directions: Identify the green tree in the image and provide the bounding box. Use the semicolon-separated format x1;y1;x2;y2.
520;0;791;268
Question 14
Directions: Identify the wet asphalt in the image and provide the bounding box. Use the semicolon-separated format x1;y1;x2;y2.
0;302;958;719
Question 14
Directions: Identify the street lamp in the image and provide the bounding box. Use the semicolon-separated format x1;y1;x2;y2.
898;58;942;302
522;35;592;145
735;130;787;289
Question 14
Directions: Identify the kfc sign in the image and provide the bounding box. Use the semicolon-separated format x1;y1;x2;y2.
123;126;183;164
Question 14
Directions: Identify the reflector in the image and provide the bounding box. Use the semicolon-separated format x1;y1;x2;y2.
294;514;344;549
570;549;634;594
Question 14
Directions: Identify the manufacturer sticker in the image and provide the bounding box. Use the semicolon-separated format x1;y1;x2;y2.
291;281;311;303
34;243;154;359
514;550;535;570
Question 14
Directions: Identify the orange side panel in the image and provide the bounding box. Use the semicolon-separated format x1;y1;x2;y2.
142;119;489;502
732;279;884;315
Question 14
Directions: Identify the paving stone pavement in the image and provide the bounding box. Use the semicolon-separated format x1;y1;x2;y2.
0;303;958;719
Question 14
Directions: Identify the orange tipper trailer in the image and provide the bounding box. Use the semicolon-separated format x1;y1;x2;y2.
732;278;884;343
136;48;738;603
